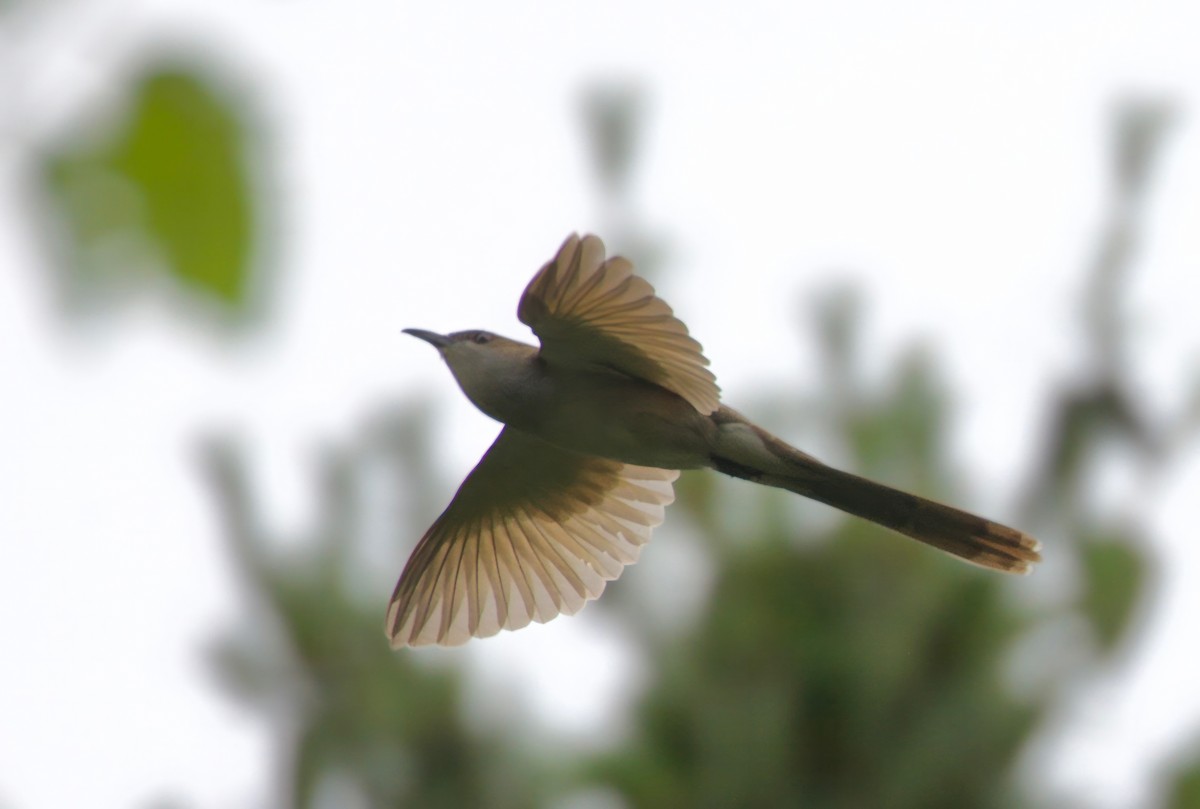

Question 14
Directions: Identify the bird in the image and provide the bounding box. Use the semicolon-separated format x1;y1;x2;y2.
387;233;1041;647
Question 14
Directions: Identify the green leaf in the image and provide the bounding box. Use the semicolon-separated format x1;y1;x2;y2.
1080;532;1146;651
40;64;261;319
1166;748;1200;809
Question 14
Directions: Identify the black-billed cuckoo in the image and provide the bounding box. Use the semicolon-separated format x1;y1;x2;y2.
388;234;1040;647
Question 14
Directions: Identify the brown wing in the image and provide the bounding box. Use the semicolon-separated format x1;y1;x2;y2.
386;427;678;647
518;233;721;414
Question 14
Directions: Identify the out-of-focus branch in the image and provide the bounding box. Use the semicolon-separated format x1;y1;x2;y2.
1023;99;1181;524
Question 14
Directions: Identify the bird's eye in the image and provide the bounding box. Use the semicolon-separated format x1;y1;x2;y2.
473;332;492;345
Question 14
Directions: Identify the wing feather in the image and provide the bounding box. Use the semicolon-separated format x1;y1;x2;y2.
517;233;720;414
386;427;677;647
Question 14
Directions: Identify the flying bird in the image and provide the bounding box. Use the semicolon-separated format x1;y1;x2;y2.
387;234;1040;647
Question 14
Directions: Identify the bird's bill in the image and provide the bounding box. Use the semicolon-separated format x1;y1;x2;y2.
403;328;451;348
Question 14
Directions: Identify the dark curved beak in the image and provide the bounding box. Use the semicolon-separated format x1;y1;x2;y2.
403;328;451;349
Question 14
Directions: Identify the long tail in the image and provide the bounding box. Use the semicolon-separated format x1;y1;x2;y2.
709;407;1041;573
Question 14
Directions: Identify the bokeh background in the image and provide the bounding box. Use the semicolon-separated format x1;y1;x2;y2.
3;2;1200;808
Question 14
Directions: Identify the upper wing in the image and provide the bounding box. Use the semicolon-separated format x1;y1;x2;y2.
386;427;678;647
517;233;721;415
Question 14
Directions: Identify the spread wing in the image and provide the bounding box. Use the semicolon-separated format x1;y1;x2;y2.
386;427;678;647
517;233;721;414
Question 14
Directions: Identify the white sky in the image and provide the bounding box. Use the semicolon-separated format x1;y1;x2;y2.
2;2;1200;807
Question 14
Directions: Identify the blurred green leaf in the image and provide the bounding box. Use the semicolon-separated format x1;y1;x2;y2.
581;84;644;195
1079;531;1147;651
1113;99;1174;201
1167;749;1200;809
40;64;261;319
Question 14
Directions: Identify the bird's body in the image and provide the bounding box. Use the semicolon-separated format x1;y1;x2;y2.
442;334;716;469
388;234;1041;648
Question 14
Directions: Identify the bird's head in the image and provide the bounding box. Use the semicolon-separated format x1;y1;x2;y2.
403;328;537;417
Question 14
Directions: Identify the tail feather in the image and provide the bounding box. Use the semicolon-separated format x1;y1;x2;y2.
764;462;1042;573
710;408;1041;574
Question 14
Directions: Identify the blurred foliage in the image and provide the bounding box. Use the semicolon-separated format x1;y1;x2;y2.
1078;528;1147;652
580;83;666;282
36;62;267;327
1165;748;1200;809
578;306;1039;809
191;87;1200;809
1024;100;1194;523
581;84;644;198
201;408;544;809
